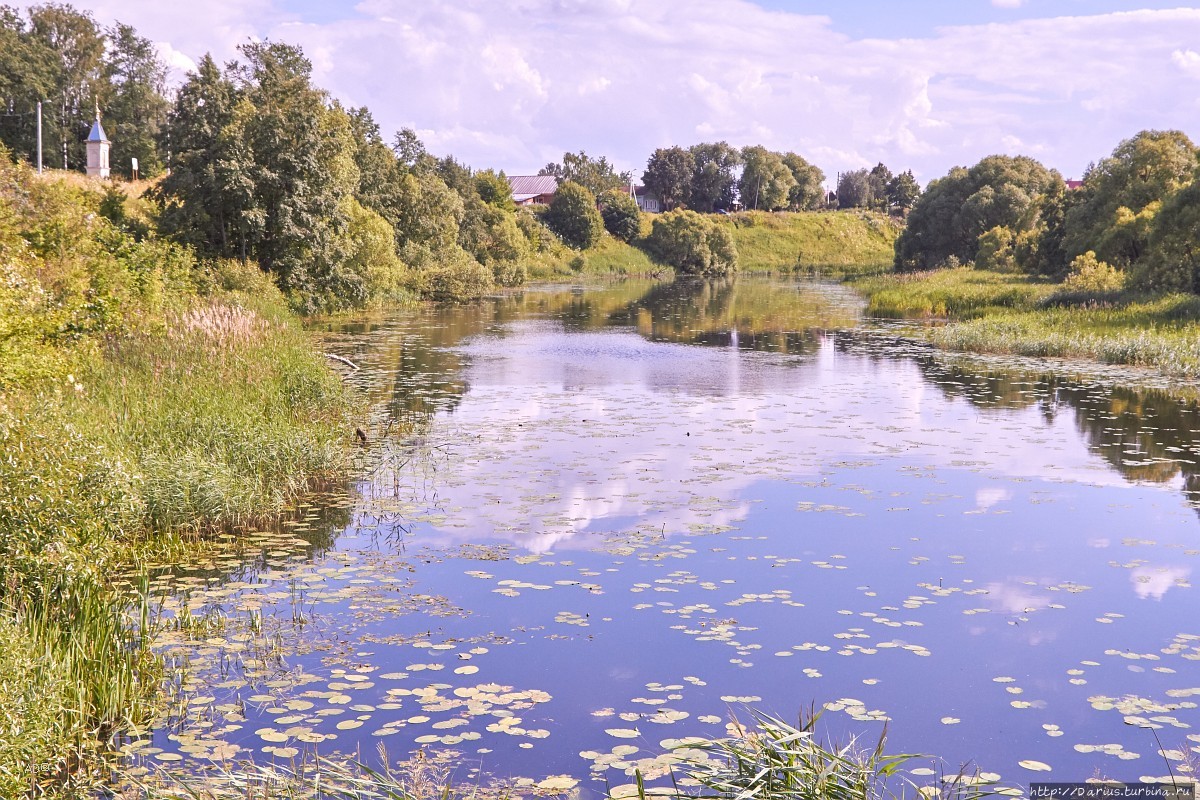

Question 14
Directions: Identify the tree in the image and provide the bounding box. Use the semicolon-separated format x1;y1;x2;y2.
155;54;242;256
886;170;921;211
739;146;795;211
1063;130;1198;269
867;163;893;210
539;150;630;196
1137;176;1200;293
103;22;168;177
597;188;641;242
782;152;825;210
837;169;873;209
458;196;528;284
474;169;515;212
543;181;603;249
645;209;737;276
689;142;740;212
643;146;695;212
392;127;434;173
27;3;106;170
0;8;59;162
894;155;1061;270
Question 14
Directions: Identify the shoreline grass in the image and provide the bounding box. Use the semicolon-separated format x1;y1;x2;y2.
0;159;361;796
852;268;1200;377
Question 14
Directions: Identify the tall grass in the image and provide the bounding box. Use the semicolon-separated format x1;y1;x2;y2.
0;158;360;796
722;211;899;275
852;266;1200;376
852;269;1055;319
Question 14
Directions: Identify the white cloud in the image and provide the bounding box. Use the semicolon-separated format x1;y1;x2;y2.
16;1;1200;182
1173;49;1200;78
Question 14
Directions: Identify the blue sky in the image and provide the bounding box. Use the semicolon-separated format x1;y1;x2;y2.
753;0;1192;37
20;0;1200;184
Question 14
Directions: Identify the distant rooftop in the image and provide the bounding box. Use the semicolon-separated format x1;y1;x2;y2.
507;175;557;196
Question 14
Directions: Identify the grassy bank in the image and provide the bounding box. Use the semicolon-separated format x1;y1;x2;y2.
0;160;357;796
853;268;1200;377
527;233;664;280
723;210;899;276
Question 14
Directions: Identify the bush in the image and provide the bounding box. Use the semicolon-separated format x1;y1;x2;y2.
543;181;603;249
1063;251;1125;293
596;188;641;242
646;210;738;276
408;244;494;301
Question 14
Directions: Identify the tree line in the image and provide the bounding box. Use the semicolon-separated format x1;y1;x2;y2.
895;130;1200;293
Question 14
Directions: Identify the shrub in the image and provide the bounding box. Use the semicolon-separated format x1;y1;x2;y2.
1063;251;1125;293
543;181;603;249
408;244;494;301
596;188;641;243
645;209;738;276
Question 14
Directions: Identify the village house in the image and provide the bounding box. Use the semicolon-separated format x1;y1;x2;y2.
507;175;558;206
632;185;661;213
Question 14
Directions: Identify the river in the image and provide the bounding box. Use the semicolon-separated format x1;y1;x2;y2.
138;277;1200;792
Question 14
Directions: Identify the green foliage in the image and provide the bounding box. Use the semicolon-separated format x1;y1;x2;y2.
0;159;357;793
740;146;796;211
895;155;1062;270
783;153;825;210
837;169;873;209
1137;177;1200;293
539;150;630;196
1063;130;1198;268
854;268;1055;318
690;142;741;212
886;170;921;210
597;188;641;242
103;22;169;178
678;711;920;800
643;146;695;212
646;209;738;276
543;180;604;249
340;198;409;307
0;7;170;175
458;197;528;286
974;226;1017;272
408;243;495;301
474;168;515;212
1063;251;1124;293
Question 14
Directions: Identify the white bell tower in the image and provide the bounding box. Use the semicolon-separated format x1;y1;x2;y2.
85;107;110;179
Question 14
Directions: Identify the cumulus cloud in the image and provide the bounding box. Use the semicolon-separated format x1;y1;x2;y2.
17;1;1200;182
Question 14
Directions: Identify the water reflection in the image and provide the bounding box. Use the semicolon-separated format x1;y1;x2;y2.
145;278;1200;788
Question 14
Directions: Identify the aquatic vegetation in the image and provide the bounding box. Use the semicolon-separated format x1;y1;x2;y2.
852;269;1055;319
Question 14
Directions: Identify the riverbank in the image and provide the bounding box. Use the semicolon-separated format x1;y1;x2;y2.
0;161;359;796
852;268;1200;377
527;210;898;281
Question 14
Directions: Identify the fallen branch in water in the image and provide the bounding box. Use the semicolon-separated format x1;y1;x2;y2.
324;352;360;371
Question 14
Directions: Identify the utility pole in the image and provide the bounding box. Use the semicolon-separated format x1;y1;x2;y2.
36;101;42;174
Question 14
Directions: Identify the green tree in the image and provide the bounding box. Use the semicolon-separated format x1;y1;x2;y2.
103;22;168;178
643;146;695;212
543;181;603;249
974;226;1017;271
474;168;515;211
645;209;738;276
1136;177;1200;293
27;3;106;171
0;8;59;162
740;146;795;211
886;170;921;211
458;196;528;285
867;163;893;210
895;155;1061;270
155;54;243;256
782;152;825;210
837;169;873;209
689;142;741;212
597;188;641;242
539;150;630;196
1063;130;1198;269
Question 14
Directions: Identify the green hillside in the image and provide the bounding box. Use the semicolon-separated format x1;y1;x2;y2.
721;210;900;276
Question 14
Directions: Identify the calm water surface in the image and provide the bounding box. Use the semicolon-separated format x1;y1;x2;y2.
144;278;1200;791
